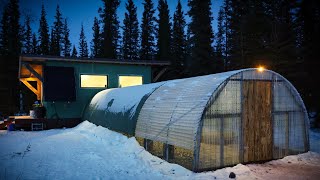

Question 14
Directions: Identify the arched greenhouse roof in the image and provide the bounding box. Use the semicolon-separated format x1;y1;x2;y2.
83;68;309;145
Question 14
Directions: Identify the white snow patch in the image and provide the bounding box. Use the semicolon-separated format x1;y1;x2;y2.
0;121;320;180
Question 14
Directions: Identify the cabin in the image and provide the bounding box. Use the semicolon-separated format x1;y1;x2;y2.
83;68;310;171
17;55;169;129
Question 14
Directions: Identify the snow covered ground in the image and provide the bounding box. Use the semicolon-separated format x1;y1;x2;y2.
0;121;320;180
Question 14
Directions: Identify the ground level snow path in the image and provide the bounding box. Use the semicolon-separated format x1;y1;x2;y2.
0;121;319;180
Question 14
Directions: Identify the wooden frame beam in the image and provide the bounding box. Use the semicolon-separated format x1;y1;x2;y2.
153;67;168;82
21;62;43;82
20;79;41;100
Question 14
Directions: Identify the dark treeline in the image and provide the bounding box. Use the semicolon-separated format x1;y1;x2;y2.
0;0;320;126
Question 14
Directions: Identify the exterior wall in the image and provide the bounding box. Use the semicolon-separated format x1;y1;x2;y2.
42;61;151;119
198;70;309;171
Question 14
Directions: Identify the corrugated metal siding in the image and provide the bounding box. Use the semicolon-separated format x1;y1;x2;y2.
135;70;243;150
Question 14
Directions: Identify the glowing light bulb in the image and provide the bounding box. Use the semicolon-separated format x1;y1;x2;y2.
257;66;264;72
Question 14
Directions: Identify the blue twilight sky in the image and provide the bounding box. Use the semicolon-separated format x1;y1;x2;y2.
16;0;223;52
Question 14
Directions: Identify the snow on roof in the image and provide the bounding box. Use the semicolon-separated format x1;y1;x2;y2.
87;82;164;118
82;82;165;134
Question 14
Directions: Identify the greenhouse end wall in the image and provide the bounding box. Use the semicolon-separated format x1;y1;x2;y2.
197;70;309;171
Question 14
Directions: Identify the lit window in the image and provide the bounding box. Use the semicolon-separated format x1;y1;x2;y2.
81;75;107;88
119;75;143;87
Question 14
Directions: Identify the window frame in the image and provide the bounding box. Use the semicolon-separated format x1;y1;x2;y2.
118;74;143;88
79;73;109;89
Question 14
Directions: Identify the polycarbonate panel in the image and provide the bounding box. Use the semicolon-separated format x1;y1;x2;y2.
169;146;194;170
274;81;300;111
273;114;287;159
231;69;273;80
199;79;241;170
223;117;240;166
199;118;221;169
210;81;241;114
136;70;243;151
289;112;306;154
148;140;165;159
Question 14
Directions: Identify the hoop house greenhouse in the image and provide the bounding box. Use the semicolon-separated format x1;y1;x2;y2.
83;68;309;172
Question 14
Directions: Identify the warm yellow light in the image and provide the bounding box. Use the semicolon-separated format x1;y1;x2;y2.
257;66;265;72
119;76;143;87
81;75;107;88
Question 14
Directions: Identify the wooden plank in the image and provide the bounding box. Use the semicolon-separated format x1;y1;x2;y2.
20;64;43;79
254;81;260;161
243;81;272;162
37;79;42;101
248;81;255;162
242;81;250;162
262;82;272;160
21;62;43;82
20;79;40;100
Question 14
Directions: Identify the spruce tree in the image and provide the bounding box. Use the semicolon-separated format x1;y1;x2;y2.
49;28;55;55
297;0;320;126
23;15;32;54
140;0;156;60
71;45;78;57
62;18;71;57
0;0;21;115
79;24;88;58
31;33;38;54
51;5;64;56
100;0;120;59
122;0;139;60
187;0;214;75
5;0;21;56
172;0;186;69
215;7;226;72
156;0;171;61
91;17;101;58
38;4;49;55
0;6;9;56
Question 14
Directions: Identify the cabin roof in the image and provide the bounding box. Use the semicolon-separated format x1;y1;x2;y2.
20;55;170;66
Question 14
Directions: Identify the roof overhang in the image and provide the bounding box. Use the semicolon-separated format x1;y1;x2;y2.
20;55;171;66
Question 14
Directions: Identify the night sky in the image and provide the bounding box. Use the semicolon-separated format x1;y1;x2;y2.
16;0;223;52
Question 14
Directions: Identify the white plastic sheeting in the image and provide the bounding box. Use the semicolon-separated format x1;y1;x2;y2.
135;70;243;150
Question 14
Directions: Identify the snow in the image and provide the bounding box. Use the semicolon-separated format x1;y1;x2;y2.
1;121;320;180
86;82;164;118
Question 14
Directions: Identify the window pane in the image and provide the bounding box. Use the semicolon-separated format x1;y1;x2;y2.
119;76;142;87
81;75;107;88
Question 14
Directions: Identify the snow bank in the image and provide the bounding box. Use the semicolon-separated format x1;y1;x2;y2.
0;121;319;180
